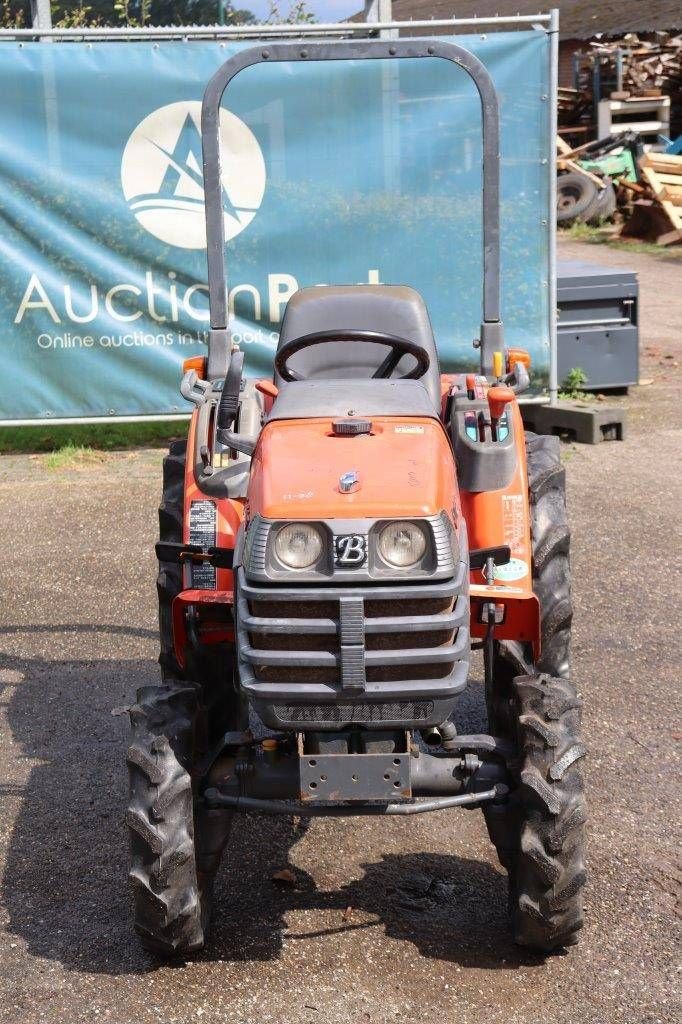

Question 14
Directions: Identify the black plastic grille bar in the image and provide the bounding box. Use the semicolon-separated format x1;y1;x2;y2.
234;566;470;702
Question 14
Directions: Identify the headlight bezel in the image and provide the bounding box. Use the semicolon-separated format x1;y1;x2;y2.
376;520;429;569
273;521;326;571
242;512;457;583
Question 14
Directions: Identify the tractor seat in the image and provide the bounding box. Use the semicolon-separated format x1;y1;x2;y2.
274;285;442;412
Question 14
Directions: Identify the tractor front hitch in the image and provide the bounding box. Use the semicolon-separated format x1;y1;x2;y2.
198;730;512;819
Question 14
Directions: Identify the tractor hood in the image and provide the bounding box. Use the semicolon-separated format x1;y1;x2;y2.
247;416;457;522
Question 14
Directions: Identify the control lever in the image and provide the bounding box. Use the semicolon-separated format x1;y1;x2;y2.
507;360;530;395
486;385;515;440
216;430;257;457
180;369;212;406
216;350;245;431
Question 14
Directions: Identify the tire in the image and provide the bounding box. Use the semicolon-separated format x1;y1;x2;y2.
484;435;585;953
509;673;587;951
127;682;208;956
127;439;235;956
585;179;617;225
158;438;240;744
556;171;598;224
526;432;572;677
157;440;186;679
488;431;572;737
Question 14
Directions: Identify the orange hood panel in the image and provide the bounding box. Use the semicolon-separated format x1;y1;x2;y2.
247;417;457;521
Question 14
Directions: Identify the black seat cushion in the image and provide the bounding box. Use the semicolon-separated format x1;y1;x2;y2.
275;285;442;410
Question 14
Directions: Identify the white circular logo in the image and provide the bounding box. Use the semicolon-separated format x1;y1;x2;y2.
493;557;529;583
121;101;266;250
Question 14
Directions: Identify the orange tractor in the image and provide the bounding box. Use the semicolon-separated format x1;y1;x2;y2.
127;39;586;957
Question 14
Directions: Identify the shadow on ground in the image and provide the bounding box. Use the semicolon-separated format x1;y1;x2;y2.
1;626;538;977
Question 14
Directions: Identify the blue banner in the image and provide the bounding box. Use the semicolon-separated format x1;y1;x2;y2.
0;32;551;421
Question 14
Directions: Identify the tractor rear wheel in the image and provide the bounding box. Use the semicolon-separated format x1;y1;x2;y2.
484;433;586;952
127;439;235;956
487;431;572;738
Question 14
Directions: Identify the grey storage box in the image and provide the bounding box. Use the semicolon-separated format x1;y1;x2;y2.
557;260;638;390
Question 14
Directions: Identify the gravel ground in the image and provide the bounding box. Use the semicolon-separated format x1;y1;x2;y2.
0;241;680;1023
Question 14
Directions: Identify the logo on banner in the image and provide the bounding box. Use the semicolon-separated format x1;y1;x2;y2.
121;101;266;250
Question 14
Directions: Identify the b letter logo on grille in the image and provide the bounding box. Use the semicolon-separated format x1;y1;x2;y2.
334;534;367;567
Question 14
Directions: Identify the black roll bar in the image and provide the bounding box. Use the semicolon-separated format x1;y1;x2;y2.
201;39;503;378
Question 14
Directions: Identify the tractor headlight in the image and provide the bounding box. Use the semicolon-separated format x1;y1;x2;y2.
274;523;324;570
377;521;428;568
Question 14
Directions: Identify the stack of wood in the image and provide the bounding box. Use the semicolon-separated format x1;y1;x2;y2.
589;32;682;133
620;152;682;246
558;86;592;128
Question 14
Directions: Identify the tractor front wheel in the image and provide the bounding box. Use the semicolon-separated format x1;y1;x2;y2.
511;672;586;950
127;682;210;956
126;439;235;956
484;433;586;953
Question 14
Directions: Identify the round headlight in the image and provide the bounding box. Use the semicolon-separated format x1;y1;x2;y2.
378;521;428;568
274;523;324;569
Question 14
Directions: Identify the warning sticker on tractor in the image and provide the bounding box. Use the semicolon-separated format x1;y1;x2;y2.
394;425;424;434
502;494;525;548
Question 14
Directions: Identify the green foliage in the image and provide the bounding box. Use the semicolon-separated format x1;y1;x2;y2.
1;0;25;26
559;366;590;400
265;0;315;22
0;421;186;454
44;443;99;469
2;0;261;28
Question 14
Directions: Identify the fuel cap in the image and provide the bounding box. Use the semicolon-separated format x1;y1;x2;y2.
332;419;372;436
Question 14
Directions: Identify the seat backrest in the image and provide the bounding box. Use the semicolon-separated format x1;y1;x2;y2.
275;285;442;410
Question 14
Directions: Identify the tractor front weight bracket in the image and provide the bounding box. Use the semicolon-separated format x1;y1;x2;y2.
199;729;512;819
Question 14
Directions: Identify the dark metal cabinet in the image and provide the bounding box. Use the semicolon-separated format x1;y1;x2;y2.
557;260;638;390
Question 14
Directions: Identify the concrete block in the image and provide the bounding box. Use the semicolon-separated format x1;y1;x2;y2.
521;401;626;444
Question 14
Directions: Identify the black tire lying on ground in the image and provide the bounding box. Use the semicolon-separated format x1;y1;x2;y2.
485;432;586;953
584;179;617;225
127;440;234;956
556;171;598;224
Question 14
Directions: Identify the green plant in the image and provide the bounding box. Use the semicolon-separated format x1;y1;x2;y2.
0;421;186;454
265;0;315;24
0;0;24;26
7;0;258;29
559;366;590;401
44;444;102;470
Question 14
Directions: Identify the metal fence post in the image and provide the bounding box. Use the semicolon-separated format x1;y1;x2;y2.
548;8;559;405
30;0;52;32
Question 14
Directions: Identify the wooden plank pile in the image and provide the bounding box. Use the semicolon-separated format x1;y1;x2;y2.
589;32;682;133
557;135;607;190
558;86;592;130
621;152;682;246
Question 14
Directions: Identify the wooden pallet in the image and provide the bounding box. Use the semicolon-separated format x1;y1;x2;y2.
639;152;682;245
557;135;606;190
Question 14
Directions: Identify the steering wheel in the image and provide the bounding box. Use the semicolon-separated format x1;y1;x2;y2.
274;329;431;383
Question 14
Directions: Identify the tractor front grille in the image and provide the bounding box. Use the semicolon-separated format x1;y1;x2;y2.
235;565;469;720
272;701;435;726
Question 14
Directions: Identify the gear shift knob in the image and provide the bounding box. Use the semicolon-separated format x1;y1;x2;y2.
487;385;515;423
